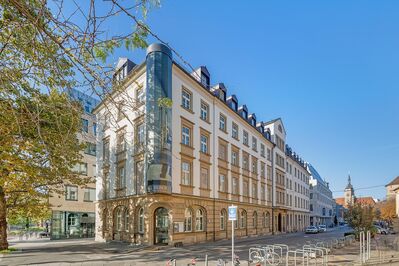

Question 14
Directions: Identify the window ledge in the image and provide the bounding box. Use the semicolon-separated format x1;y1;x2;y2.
181;105;195;114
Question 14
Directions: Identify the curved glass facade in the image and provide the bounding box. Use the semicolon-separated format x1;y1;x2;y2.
145;44;173;194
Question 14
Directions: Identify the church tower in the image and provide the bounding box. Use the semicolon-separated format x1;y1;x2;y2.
344;175;355;207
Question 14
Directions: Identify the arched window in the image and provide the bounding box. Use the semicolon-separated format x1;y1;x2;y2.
115;207;123;231
253;211;258;228
235;211;239;229
262;212;266;228
240;210;247;228
220;209;227;230
184;208;192;232
124;208;129;231
138;208;144;233
265;212;270;228
195;209;204;231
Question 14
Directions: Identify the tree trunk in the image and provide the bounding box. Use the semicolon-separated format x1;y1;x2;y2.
0;186;8;250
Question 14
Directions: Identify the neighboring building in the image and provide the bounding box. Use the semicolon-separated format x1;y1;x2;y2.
386;176;399;200
335;203;345;224
394;187;399;217
93;43;313;246
49;89;99;239
307;164;334;227
335;176;376;208
285;145;310;232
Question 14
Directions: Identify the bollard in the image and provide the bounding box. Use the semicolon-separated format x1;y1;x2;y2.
205;254;208;266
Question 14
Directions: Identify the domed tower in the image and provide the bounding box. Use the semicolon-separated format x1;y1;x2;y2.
344;175;355;207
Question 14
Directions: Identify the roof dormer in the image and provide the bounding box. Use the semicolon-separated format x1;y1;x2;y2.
248;113;257;127
256;121;265;133
113;58;135;83
226;95;238;111
211;83;227;102
238;105;248;120
192;66;210;88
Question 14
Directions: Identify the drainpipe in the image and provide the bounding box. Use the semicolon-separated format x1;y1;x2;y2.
271;146;275;235
212;97;216;242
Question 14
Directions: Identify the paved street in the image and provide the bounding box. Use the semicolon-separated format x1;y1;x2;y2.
1;226;353;265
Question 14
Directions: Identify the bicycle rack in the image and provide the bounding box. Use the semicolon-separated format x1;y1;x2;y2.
285;249;310;266
303;246;327;266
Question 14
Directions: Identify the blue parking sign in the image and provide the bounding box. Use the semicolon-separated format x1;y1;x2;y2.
228;206;237;221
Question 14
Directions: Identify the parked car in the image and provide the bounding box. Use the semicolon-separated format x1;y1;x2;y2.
374;226;389;235
305;226;319;234
318;225;327;232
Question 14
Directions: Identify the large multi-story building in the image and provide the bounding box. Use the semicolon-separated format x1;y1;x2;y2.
93;43;312;246
285;146;310;232
49;89;98;239
307;164;334;227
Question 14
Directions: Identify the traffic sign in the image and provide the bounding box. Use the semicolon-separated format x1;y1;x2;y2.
228;205;237;221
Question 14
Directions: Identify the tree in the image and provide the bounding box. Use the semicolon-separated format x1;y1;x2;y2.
345;202;376;237
0;0;163;250
378;199;396;223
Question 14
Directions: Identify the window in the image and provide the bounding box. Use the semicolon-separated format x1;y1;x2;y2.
181;88;191;110
184;208;192;232
116;132;126;153
242;153;249;170
136;122;145;147
240;210;247;228
73;163;88;175
182;126;191;146
85;142;96;156
195;209;204;231
200;167;209;189
252;183;257;199
231;150;238;166
136;87;145;103
84;188;95;202
116;164;126;189
138;208;144;233
252;159;257;174
232;177;239;194
243;130;249;146
93;123;97;135
103;138;110;163
117;101;125;121
200;135;208;153
200;101;209;121
181;162;191;186
253;212;258;228
219;174;227;192
243;180;249;196
220;210;227;230
68;213;78;226
219;114;226;131
310;204;313;212
219;142;227;161
66;186;78;201
267;166;272;180
124;209;129;231
260;163;265;178
135;160;145;194
261;184;265;201
82;119;89;133
116;207;123;231
267;148;271;161
232;123;239;139
260;144;265;157
252;137;257;151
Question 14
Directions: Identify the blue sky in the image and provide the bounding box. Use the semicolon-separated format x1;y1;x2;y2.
73;1;399;199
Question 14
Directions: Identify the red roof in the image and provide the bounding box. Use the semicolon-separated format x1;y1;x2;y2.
335;198;345;206
386;176;399;187
355;197;376;206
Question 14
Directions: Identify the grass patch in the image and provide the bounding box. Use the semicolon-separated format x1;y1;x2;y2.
0;247;17;254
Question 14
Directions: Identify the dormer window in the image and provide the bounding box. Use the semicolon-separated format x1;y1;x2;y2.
219;90;226;102
201;74;210;88
242;110;247;120
231;101;237;111
251;118;256;127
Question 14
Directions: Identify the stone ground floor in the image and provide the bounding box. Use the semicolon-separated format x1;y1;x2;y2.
95;194;311;246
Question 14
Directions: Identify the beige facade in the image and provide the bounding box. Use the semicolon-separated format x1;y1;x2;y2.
94;44;311;246
49;92;97;239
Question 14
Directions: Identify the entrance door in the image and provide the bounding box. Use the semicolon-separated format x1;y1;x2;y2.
278;213;282;232
154;207;169;245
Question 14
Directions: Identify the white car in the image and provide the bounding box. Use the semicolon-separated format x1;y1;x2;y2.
318;225;327;232
305;226;319;234
375;226;389;235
